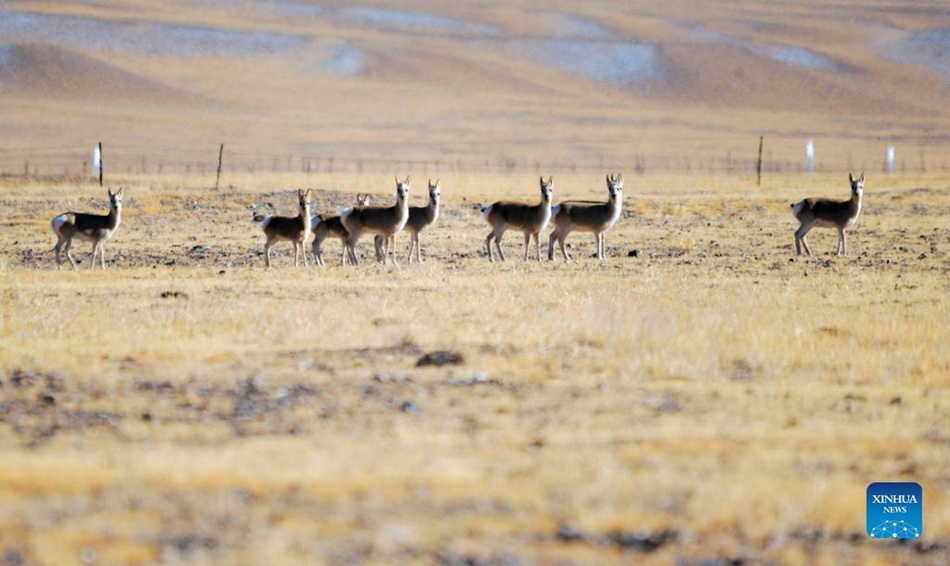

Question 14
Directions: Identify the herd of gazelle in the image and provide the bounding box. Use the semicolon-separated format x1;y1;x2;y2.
47;174;867;269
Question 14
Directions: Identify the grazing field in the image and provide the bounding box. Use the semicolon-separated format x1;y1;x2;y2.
1;171;948;564
2;0;950;563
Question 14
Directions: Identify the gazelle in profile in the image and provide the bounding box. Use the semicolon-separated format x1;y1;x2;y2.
791;173;864;256
50;187;124;270
548;174;624;261
256;188;312;268
376;179;441;263
482;176;554;262
311;193;371;266
342;177;410;265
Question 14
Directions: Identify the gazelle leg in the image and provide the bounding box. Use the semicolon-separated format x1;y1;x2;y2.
485;233;495;262
838;228;847;256
794;224;813;256
54;238;64;270
348;238;361;265
64;238;78;270
534;233;542;262
264;240;273;268
522;232;531;261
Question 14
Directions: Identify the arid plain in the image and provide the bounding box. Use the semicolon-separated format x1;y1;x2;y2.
2;1;950;565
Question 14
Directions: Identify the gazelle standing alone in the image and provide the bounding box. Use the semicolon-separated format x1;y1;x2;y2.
548;174;624;261
342;177;410;265
377;179;441;263
791;173;864;256
311;193;370;266
482;176;554;262
50;187;124;270
257;189;312;268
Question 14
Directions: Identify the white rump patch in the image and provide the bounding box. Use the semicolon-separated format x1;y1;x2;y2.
50;213;69;234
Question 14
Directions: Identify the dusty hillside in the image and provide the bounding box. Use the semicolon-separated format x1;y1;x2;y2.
0;1;948;174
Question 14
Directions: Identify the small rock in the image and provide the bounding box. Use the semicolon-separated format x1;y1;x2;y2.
628;249;640;257
608;529;678;552
555;523;585;542
416;351;464;367
160;290;189;299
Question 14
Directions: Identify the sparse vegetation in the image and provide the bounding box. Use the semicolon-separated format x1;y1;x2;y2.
2;0;949;563
1;170;948;564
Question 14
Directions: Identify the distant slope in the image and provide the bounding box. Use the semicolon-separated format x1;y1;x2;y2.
0;44;204;105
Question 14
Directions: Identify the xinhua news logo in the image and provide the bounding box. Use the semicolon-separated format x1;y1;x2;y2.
867;482;922;539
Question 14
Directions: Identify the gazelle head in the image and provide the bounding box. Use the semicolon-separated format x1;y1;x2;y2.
539;176;554;202
606;174;623;200
298;189;312;214
356;193;372;206
395;176;410;201
428;179;442;205
849;172;865;198
107;187;124;211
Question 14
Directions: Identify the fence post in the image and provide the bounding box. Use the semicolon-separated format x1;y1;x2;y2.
215;143;224;189
756;136;763;186
98;141;103;186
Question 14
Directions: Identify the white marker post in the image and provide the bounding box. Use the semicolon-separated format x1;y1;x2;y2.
886;145;895;175
805;139;815;173
93;142;103;186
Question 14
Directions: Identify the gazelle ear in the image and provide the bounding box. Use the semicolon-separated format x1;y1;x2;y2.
405;175;411;185
606;174;612;184
617;173;623;184
548;175;554;184
117;187;124;196
849;172;855;183
859;173;865;183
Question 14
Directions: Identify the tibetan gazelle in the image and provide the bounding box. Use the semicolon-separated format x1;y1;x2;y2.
482;176;554;262
377;179;441;263
548;174;624;261
341;177;410;265
50;187;124;270
311;193;371;266
258;188;312;268
791;173;864;256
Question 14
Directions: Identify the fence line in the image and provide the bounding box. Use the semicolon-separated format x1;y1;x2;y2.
2;142;948;180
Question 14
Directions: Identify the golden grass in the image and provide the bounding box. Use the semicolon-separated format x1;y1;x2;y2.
0;170;947;564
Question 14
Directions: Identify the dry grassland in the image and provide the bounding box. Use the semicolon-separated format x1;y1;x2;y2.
1;171;948;565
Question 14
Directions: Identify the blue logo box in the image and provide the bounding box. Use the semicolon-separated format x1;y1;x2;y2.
867;482;922;539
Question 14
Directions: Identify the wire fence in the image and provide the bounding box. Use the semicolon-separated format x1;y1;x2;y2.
2;140;948;182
